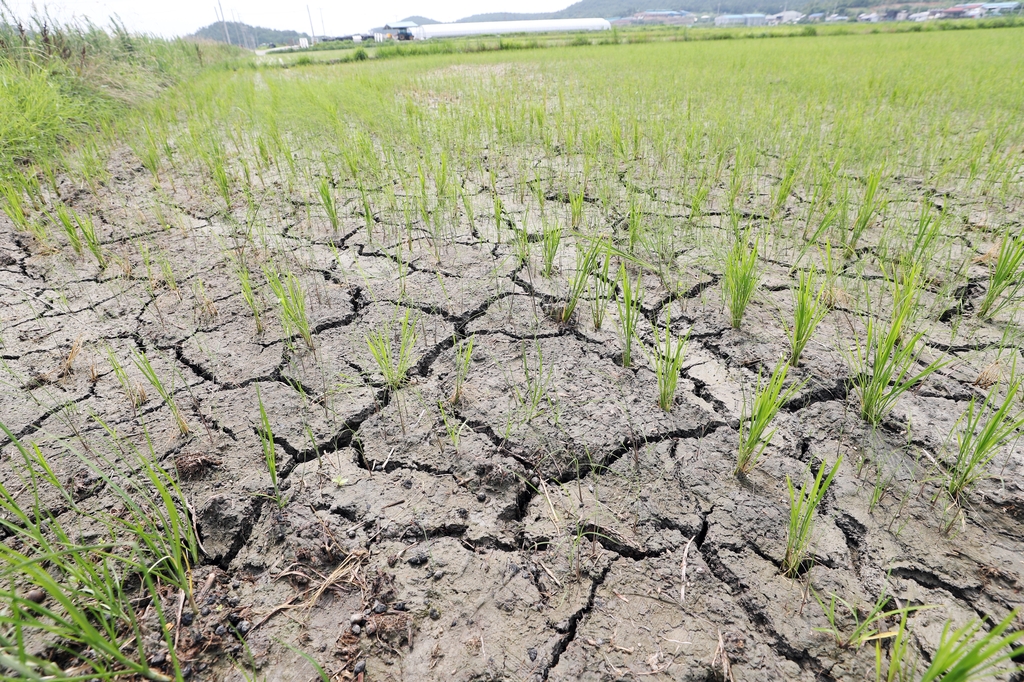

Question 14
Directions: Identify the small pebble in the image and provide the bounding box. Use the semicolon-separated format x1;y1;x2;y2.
200;606;210;616
181;612;194;626
26;589;45;604
530;476;540;486
432;570;444;580
231;580;240;589
347;529;357;539
238;620;251;634
372;601;387;614
394;602;406;611
181;665;193;678
227;596;239;607
354;660;366;674
351;624;361;635
528;647;538;662
350;613;365;625
365;623;377;636
429;607;440;620
402;479;413;489
476;491;487;502
408;553;428;567
214;624;227;636
150;652;166;666
227;613;241;625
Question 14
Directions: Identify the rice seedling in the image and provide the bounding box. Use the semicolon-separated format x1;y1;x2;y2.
107;348;146;411
846;169;884;256
132;349;189;435
541;220;562;278
317;176;339;231
514;340;552;422
558;237;603;324
627;194;644;253
977;228;1024;320
943;377;1024;504
589;243;613;329
76;211;106;268
850;284;949;425
235;261;264;333
736;359;808;475
52;203;82;254
0;419;197;681
784;456;842;577
257;385;284;508
917;609;1024;682
787;268;828;365
264;266;314;349
723;231;759;329
0;182;30;231
569;189;585;229
616;265;643;367
814;585;929;649
448;334;475;404
366;308;418;390
649;306;689;412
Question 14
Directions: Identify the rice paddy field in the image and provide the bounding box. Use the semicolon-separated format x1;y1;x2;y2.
3;21;1024;682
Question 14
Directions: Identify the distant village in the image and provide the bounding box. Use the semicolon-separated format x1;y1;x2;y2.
609;3;1020;27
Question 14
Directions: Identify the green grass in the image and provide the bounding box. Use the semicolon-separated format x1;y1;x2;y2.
366;309;419;390
723;231;759;329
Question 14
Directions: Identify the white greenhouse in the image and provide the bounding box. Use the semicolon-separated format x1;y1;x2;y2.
405;19;612;40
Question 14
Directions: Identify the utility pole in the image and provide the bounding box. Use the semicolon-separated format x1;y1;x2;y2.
307;5;316;45
320;8;327;38
217;1;232;45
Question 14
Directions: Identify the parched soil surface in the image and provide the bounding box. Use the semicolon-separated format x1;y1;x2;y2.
3;62;1024;681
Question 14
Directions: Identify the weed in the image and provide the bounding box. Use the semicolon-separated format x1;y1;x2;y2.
589;242;613;329
449;334;475;404
814;584;928;648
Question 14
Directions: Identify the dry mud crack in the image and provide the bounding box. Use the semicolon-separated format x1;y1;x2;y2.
3;38;1024;682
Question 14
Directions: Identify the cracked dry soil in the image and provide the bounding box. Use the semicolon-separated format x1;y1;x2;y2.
3;87;1024;682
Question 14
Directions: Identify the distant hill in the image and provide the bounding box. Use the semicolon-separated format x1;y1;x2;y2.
400;16;440;25
191;21;309;47
458;0;807;21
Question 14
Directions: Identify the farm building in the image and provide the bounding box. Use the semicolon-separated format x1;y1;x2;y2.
714;13;767;25
389;19;612;40
612;10;697;25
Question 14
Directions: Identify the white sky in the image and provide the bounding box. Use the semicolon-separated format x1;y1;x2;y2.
4;1;566;38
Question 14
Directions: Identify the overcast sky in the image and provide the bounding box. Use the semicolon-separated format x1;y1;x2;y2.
4;1;565;37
